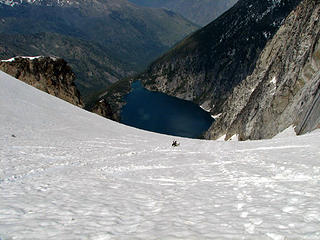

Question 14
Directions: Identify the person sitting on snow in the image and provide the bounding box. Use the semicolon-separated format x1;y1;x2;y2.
172;140;180;147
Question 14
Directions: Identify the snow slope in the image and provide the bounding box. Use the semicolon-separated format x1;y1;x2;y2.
0;70;320;240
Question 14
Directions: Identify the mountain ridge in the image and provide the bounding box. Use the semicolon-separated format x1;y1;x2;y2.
94;0;303;123
138;0;302;114
205;0;320;140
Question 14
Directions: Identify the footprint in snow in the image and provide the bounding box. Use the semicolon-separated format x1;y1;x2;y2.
282;206;297;214
240;211;249;218
244;222;255;234
266;232;286;240
236;202;245;210
250;217;263;225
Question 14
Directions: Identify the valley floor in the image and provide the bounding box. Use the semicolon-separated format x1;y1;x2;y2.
0;71;320;240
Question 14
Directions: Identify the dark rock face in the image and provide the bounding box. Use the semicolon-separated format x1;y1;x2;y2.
91;99;119;122
87;78;134;122
0;56;83;107
140;0;302;115
206;0;320;140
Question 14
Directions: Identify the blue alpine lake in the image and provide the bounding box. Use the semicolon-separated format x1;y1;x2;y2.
120;81;214;138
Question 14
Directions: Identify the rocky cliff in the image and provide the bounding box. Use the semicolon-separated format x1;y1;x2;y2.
140;0;302;115
206;0;320;140
0;56;83;107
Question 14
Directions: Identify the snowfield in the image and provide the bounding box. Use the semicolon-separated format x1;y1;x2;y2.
0;70;320;240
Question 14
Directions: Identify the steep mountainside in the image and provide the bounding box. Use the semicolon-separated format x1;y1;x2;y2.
206;0;320;140
0;56;83;107
0;0;197;101
139;0;302;115
128;0;237;26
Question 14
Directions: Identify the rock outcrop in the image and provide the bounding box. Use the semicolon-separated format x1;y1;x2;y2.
140;0;302;115
0;56;83;107
87;78;134;122
206;0;320;140
91;99;120;122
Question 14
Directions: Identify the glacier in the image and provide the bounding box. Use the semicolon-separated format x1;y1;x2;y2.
0;70;319;239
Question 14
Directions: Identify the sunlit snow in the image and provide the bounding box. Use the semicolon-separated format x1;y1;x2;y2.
211;113;222;119
0;56;57;62
0;70;320;239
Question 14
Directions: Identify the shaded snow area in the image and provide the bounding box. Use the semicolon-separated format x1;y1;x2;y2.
0;70;320;240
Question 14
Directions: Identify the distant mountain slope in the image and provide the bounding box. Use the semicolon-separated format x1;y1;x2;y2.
0;0;198;102
138;0;302;115
0;0;197;68
128;0;238;26
206;0;320;140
